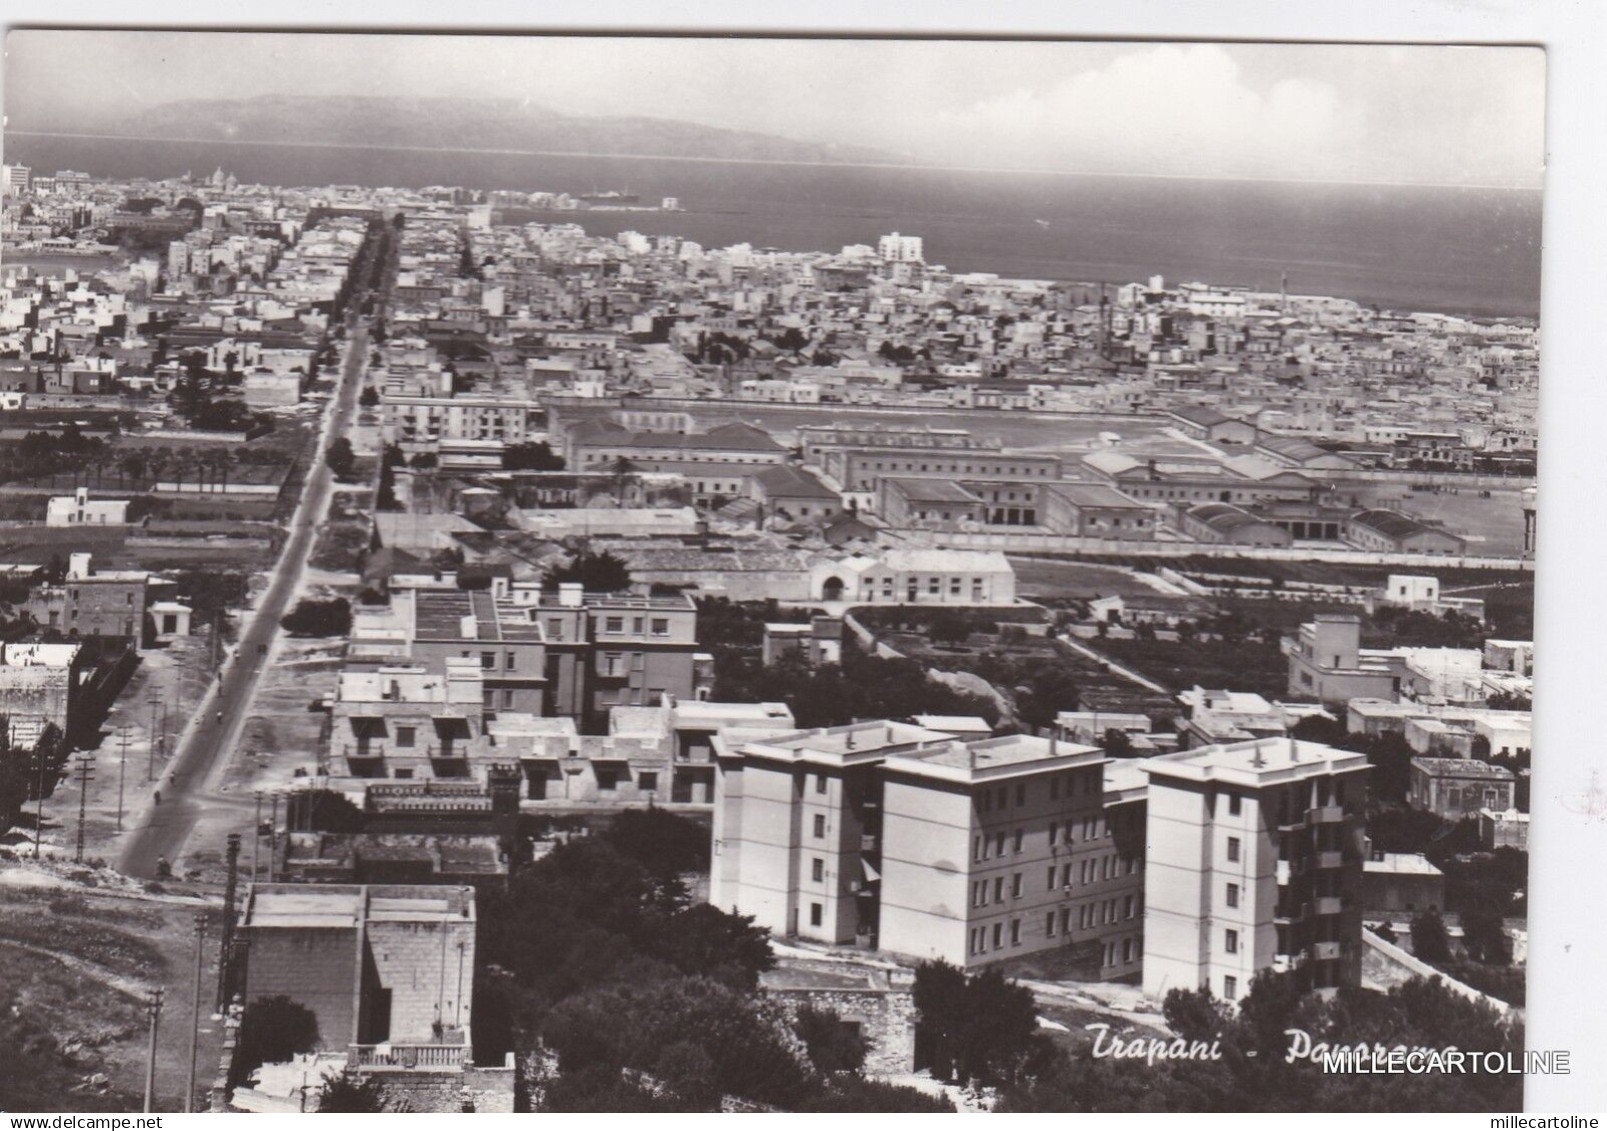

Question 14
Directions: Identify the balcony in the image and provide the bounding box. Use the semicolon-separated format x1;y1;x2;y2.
1272;950;1308;973
860;834;880;853
1312;941;1343;961
1274;903;1307;925
1314;896;1344;916
1316;851;1345;869
348;1035;469;1071
1277;815;1308;833
1310;805;1346;825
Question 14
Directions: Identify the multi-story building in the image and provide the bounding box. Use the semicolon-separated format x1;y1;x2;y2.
1282;614;1403;703
1407;757;1516;819
1141;738;1368;1004
821;447;1061;494
710;722;1148;979
1041;483;1157;540
1;164;31;196
235;884;484;1073
23;552;149;642
347;582;704;728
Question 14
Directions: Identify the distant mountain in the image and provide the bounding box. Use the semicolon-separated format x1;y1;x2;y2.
84;95;897;165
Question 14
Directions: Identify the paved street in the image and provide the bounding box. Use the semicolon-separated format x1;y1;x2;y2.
118;298;377;879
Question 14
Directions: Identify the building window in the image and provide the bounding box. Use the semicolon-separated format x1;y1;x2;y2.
1124;895;1135;919
1226;883;1240;909
1015;783;1026;807
1013;829;1024;853
1061;863;1072;888
1010;919;1022;946
993;877;1004;904
974;835;985;862
992;923;1003;949
1225;929;1239;954
396;726;415;748
1046;866;1057;890
1060;908;1071;935
1011;873;1023;898
1229;793;1242;816
810;903;823;928
1046;912;1056;937
1224;976;1238;999
546;618;563;639
816;773;828;794
605;616;624;634
1122;938;1133;963
812;858;824;883
651;617;669;636
995;832;1006;857
481;652;496;669
1049;822;1059;846
505;652;517;671
971;927;982;954
1227;836;1241;862
813;814;826;838
639;772;658;792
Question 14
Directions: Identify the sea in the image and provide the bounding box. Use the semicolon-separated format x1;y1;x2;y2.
2;134;1543;319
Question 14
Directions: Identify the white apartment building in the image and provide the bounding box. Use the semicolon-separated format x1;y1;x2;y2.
1142;738;1368;1004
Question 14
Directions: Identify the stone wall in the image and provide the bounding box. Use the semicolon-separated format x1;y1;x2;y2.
357;1062;516;1113
762;964;917;1076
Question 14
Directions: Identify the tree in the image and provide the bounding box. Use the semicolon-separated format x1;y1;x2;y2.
1014;667;1080;733
1411;910;1452;963
358;386;379;407
543;551;632;594
230;996;320;1087
607;807;710;875
914;960;1047;1088
281;597;353;638
793;1006;867;1076
1461;908;1513;965
503;442;565;471
1101;728;1135;758
325;438;356;480
925;611;972;649
317;1071;388;1113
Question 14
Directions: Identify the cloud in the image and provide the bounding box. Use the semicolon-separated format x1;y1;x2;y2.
922;44;1368;181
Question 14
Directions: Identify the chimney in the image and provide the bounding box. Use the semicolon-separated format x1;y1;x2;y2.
1252;742;1265;769
558;582;584;608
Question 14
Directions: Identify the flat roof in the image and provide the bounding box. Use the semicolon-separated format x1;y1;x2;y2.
885;734;1104;785
243;883;474;929
1145;737;1369;788
1365;852;1444;877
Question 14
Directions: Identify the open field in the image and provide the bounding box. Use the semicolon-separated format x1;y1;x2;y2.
0;867;225;1113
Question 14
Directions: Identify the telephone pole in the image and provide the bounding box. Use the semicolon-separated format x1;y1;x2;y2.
33;741;49;858
143;986;164;1113
116;724;130;833
186;914;206;1112
73;752;95;864
147;696;162;781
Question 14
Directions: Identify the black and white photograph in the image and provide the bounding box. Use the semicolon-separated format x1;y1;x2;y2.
0;6;1598;1118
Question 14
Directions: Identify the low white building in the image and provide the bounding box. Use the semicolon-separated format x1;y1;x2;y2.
810;549;1016;606
46;487;129;527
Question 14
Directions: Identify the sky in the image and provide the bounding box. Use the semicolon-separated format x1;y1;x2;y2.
2;31;1546;187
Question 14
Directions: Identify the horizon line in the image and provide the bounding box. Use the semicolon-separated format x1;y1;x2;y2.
4;129;1545;193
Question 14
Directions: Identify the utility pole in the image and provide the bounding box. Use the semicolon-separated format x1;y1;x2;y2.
143;986;164;1113
73;752;95;864
33;740;49;859
267;792;279;881
251;791;262;880
218;833;241;1007
147;696;162;781
116;724;130;833
186;913;206;1113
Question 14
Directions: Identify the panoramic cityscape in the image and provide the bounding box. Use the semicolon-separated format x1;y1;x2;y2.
0;31;1541;1115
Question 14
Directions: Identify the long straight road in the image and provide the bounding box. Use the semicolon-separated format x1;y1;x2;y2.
118;291;379;879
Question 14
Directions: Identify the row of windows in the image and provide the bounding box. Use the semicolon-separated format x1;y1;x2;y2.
977;770;1103;814
972;870;1140;909
862;460;1056;476
973;811;1140;861
968;917;1141;965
